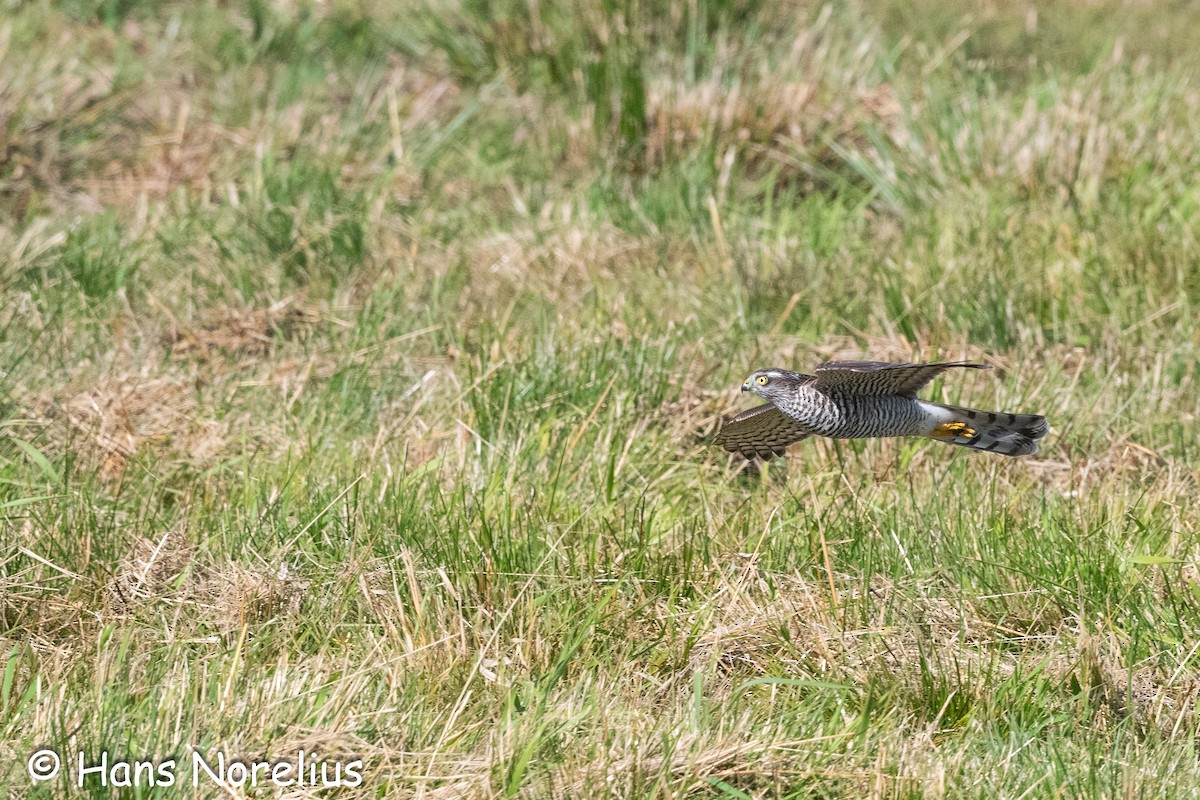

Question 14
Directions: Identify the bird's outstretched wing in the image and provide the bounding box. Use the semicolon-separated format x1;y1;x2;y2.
714;402;812;460
812;361;987;397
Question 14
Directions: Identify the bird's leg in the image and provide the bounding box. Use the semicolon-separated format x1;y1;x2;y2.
931;421;976;440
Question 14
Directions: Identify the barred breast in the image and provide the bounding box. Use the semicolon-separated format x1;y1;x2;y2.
776;388;929;439
773;386;842;437
826;393;930;438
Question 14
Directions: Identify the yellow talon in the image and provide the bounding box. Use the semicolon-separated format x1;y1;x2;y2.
932;421;975;439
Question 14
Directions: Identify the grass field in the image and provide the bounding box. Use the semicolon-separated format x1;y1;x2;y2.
4;0;1200;796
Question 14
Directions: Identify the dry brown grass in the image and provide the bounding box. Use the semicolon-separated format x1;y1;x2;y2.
645;77;901;180
104;528;195;615
195;562;309;639
27;375;202;481
162;297;319;357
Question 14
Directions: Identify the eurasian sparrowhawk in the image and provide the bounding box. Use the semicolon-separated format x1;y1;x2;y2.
714;361;1048;460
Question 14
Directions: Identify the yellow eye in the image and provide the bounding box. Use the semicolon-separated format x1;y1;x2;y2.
755;375;769;386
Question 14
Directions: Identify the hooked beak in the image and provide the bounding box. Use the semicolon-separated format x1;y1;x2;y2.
741;382;751;393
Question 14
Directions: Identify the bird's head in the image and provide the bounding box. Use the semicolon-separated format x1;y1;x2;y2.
741;369;805;401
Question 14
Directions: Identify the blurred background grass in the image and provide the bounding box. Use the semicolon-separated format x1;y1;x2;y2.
3;0;1200;797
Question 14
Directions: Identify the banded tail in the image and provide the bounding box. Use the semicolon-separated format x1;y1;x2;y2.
925;403;1049;457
